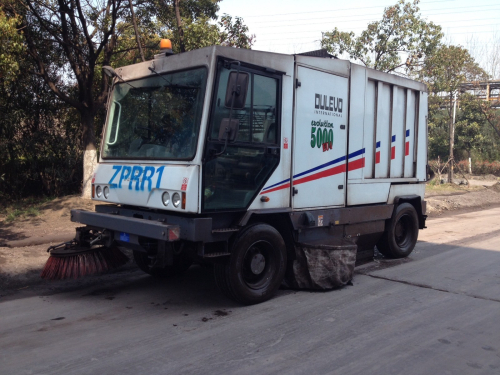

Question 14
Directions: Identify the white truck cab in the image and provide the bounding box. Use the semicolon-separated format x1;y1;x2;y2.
71;43;428;304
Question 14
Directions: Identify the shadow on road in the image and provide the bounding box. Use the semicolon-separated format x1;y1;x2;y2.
3;236;500;311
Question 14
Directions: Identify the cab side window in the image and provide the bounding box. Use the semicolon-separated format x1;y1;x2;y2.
209;70;278;145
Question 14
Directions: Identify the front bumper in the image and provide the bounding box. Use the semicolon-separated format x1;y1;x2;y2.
71;209;181;242
70;205;213;242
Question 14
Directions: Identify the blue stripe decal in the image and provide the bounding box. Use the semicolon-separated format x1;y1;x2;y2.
293;155;346;179
348;148;365;159
262;178;290;191
261;147;366;191
406;129;410;137
391;135;396;142
376;141;381;148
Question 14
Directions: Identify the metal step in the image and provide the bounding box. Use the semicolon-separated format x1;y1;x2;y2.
211;228;240;234
203;252;231;258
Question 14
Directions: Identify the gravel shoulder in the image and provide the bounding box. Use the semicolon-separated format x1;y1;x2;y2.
425;177;500;216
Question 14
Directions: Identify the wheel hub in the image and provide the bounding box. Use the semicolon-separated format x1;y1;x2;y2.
250;253;266;275
395;216;410;245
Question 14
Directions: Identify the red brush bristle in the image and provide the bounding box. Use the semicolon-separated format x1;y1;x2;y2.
41;246;128;280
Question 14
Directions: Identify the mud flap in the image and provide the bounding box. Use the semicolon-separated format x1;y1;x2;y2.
288;242;357;290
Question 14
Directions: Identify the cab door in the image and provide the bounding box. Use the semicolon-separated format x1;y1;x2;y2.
202;60;282;212
292;66;348;209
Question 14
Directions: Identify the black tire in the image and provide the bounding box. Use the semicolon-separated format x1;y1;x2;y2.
377;203;419;259
133;250;192;278
214;223;287;305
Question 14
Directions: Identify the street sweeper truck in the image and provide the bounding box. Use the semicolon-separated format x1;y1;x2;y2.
42;40;428;305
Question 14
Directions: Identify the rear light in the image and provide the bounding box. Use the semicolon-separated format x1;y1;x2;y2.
168;226;180;241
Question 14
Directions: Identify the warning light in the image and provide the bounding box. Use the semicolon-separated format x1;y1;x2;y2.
160;39;173;55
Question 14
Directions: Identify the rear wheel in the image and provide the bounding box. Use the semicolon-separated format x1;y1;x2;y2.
133;250;192;278
214;223;287;305
377;203;419;259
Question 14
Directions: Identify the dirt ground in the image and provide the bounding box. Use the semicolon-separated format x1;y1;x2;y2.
1;176;500;296
425;175;500;216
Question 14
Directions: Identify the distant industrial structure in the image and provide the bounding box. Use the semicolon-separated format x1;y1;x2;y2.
460;80;500;105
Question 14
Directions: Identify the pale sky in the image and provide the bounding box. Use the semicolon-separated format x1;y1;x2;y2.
218;0;500;73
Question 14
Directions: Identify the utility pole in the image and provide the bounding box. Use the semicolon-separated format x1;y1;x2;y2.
448;91;457;183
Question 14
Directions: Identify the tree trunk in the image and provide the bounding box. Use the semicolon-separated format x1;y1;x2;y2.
174;0;185;53
128;0;145;62
81;111;97;199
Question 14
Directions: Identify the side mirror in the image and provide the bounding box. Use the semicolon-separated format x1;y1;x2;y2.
218;118;239;142
225;72;249;109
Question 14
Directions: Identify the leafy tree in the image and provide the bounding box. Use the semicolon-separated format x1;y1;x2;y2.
320;0;442;74
6;0;128;198
0;9;23;84
2;0;253;200
163;14;255;52
455;94;486;160
0;57;82;199
427;96;449;160
422;44;487;181
145;0;220;53
218;14;254;48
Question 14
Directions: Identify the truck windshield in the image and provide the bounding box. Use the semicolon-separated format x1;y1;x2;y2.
102;67;207;160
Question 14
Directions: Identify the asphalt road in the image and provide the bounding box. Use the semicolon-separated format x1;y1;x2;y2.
1;208;500;374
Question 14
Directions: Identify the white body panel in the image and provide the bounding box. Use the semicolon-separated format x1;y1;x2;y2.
341;63;428;206
92;163;200;213
347;183;390;206
388;183;426;203
291;65;348;209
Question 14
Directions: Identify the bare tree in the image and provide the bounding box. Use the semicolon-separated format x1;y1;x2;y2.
484;32;500;79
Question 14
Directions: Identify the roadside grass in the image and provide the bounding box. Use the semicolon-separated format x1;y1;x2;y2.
0;197;55;223
425;180;483;195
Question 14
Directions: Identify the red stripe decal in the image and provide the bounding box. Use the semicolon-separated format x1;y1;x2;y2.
294;164;346;186
262;156;365;195
260;183;290;195
348;157;365;171
405;142;409;156
391;146;396;160
375;151;380;164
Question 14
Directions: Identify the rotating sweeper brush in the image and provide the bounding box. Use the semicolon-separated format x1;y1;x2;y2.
41;228;128;280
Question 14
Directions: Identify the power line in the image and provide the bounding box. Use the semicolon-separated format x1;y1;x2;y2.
256;26;500;42
250;3;500;24
253;20;500;37
250;8;500;30
243;0;455;18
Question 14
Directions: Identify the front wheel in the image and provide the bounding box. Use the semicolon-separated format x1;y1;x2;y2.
214;223;287;305
377;203;419;259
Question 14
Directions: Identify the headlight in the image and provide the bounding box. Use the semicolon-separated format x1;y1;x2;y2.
103;186;110;199
172;192;181;207
96;185;102;198
162;191;170;206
